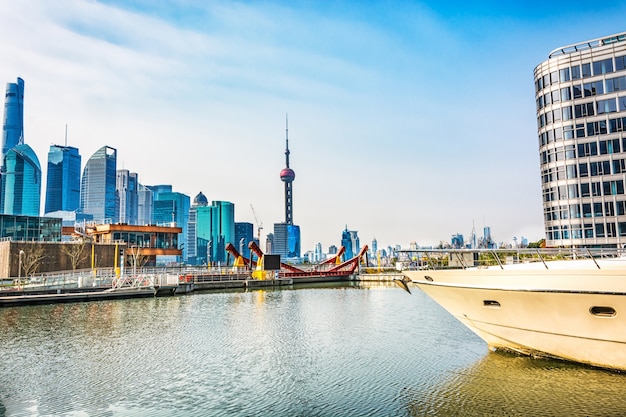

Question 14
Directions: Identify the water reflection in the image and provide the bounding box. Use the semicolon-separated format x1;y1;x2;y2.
404;350;626;416
1;285;625;416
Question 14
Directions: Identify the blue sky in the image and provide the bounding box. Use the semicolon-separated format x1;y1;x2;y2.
1;0;626;253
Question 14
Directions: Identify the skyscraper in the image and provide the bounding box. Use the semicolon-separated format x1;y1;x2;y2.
116;169;138;224
535;32;626;246
137;184;153;226
1;77;24;170
1;143;41;216
152;189;190;260
273;116;301;259
80;146;117;223
44;145;81;214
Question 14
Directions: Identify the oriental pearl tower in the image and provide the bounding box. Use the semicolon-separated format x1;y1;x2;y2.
280;116;295;225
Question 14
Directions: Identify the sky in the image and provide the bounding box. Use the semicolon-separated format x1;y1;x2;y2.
1;0;626;254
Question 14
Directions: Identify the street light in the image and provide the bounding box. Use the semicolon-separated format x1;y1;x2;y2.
17;249;25;287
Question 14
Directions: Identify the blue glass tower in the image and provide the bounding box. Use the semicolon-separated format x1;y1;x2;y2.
80;146;117;222
152;190;190;260
1;144;42;216
44;145;81;214
1;77;24;170
193;200;235;264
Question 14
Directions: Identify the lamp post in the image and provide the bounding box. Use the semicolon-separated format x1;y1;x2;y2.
17;249;24;288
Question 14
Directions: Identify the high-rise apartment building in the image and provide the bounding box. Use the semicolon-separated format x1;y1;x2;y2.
44;145;81;214
80;146;117;223
116;169;138;224
1;77;24;170
535;32;626;247
1;144;41;216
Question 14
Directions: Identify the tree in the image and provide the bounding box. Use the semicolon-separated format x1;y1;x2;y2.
60;240;89;271
19;245;46;277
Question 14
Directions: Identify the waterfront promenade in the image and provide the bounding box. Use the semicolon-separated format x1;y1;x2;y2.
0;266;405;306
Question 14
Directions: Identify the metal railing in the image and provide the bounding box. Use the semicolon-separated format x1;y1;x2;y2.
397;247;626;271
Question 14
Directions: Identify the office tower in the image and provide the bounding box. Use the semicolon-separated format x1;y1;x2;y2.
194;200;235;265
273;116;301;258
1;143;41;216
137;184;153;225
186;191;208;264
44;145;81;214
152;190;189;260
535;31;626;246
235;222;253;259
116;169;138;224
80;146;117;223
1;77;24;170
340;226;359;259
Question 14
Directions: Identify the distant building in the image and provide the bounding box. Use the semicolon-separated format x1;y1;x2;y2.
341;226;360;259
1;77;24;171
273;223;301;259
265;232;274;254
151;188;189;261
80;146;117;223
451;234;464;249
44;145;81;214
235;221;254;259
314;242;323;262
1;144;42;216
116;169;138;224
536;31;626;246
328;245;337;255
137;184;153;225
188;198;235;265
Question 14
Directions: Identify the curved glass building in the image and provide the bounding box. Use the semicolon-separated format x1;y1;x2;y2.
80;146;117;223
535;32;626;247
1;143;42;216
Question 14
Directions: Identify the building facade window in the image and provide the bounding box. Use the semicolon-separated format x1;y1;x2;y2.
537;32;626;247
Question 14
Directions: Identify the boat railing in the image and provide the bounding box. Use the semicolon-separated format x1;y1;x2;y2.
397;247;626;270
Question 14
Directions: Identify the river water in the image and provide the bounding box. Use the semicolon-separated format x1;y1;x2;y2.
1;282;626;416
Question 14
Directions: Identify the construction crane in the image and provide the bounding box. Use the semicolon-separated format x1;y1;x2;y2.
250;204;263;244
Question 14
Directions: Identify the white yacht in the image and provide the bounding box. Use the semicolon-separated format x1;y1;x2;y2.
400;249;626;371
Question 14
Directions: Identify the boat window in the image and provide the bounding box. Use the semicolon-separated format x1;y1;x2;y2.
590;306;616;317
483;300;501;308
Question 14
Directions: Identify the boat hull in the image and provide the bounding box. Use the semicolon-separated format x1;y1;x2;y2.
404;262;626;371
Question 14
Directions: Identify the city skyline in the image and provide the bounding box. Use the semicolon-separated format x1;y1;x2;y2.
2;1;626;251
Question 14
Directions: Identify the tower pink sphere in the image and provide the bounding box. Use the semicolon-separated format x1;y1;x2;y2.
280;168;295;182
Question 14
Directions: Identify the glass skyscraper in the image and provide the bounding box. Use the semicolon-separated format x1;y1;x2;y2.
116;169;138;224
44;145;81;214
80;146;117;223
1;144;42;216
2;77;24;170
535;32;626;247
137;184;153;226
152;189;190;260
189;199;235;265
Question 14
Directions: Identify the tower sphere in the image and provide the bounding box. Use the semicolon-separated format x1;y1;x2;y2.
280;168;295;182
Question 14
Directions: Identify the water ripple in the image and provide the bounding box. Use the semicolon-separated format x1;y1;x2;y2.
1;285;626;416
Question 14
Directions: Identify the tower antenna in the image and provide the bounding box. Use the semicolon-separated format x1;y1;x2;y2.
65;124;68;147
279;114;296;225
